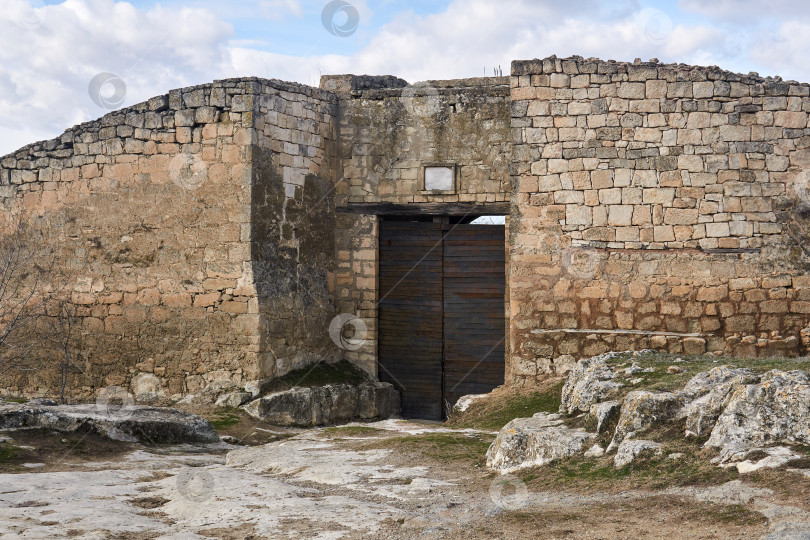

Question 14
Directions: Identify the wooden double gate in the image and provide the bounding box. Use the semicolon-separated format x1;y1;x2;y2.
378;220;506;420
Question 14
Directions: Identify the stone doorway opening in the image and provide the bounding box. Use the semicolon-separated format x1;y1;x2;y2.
377;216;506;420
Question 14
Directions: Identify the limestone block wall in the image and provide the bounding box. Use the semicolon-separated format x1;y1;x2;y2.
334;212;378;375
509;56;810;385
323;75;512;374
250;80;341;378
0;77;341;400
8;57;810;397
323;75;512;205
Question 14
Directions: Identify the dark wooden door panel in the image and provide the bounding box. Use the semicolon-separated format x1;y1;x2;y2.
378;221;444;420
442;224;506;411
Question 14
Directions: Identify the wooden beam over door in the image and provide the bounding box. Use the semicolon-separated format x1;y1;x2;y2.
336;202;510;216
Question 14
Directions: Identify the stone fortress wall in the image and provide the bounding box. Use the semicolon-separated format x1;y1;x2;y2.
508;56;810;385
0;77;338;400
1;54;808;399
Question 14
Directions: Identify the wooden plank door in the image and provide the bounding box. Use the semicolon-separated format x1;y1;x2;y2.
442;224;506;409
378;220;506;420
378;221;444;420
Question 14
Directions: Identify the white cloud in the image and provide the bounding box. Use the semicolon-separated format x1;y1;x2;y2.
0;0;233;155
748;20;810;81
678;0;810;23
2;0;810;157
334;0;728;82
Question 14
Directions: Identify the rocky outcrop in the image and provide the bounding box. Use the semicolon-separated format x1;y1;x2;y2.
131;373;167;403
587;400;620;434
607;391;686;451
215;391;253;409
733;446;803;473
241;382;400;427
706;370;810;462
614;439;662;468
0;401;219;444
677;367;760;438
176;379;261;409
486;413;595;472
488;355;810;474
559;355;623;414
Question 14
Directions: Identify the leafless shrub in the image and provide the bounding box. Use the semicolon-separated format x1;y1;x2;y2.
45;301;82;404
0;222;51;377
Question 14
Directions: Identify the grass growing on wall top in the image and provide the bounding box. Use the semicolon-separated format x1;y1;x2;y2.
260;360;370;395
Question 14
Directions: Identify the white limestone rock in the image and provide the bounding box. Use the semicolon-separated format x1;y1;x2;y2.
452;393;490;413
243;380;262;399
241;383;400;427
131;373;166;403
607;390;686;452
624;363;644;375
584;444;605;457
706;370;810;463
588;400;620;434
677;366;760;438
559;355;623;414
486;412;596;473
732;446;802;474
614;439;662;468
215;391;252;409
0;402;219;444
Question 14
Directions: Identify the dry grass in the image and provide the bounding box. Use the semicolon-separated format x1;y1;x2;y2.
360;432;494;466
446;378;565;431
604;351;810;401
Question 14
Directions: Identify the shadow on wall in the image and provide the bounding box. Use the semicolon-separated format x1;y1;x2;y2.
250;145;339;380
782;180;810;265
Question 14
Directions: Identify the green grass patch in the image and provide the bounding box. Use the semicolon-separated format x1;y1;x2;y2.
259;360;370;395
520;472;540;483
2;397;28;404
448;381;564;431
365;432;493;464
555;459;632;481
207;410;241;430
527;446;739;492
0;444;18;463
710;504;767;525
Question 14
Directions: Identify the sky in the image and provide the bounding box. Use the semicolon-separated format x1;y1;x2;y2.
2;0;810;156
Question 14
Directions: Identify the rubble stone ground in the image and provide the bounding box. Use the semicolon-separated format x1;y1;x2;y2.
0;418;807;539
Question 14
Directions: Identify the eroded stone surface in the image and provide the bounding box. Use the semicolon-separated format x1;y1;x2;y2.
607;391;686;451
732;446;803;474
241;383;400;427
614;439;662;468
453;393;491;413
0;402;219;444
559;355;623;414
0;418;806;538
486;412;595;472
588;400;620;434
706;370;810;462
678;366;761;438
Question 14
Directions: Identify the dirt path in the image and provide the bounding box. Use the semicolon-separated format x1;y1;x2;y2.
0;420;807;538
